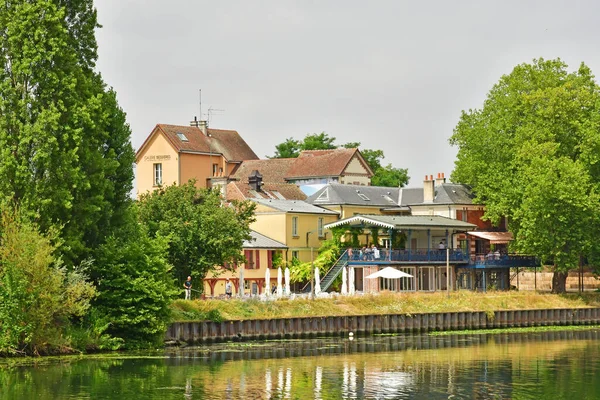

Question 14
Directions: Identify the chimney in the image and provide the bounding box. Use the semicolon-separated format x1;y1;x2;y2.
423;174;435;203
248;170;263;192
198;120;208;136
435;172;446;187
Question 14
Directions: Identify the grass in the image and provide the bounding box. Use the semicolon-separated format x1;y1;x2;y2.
170;291;600;322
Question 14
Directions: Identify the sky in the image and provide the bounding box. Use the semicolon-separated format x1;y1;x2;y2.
94;0;600;187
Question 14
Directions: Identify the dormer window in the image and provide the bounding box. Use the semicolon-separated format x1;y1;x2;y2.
176;132;189;142
316;188;329;202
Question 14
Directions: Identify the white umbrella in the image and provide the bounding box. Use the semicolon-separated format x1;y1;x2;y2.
341;266;348;295
239;267;244;298
349;266;355;295
284;267;291;296
277;267;283;297
314;266;321;295
365;266;413;279
265;267;271;297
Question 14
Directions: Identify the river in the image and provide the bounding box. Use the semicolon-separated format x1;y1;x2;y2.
1;329;599;399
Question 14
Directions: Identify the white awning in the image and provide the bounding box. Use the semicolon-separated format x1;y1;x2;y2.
467;231;513;244
365;267;413;279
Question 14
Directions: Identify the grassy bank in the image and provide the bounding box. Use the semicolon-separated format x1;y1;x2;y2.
170;291;600;322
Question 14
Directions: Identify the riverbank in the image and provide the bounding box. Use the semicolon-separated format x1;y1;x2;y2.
170;291;600;322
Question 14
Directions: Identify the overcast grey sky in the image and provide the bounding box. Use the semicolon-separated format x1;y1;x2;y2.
94;0;600;187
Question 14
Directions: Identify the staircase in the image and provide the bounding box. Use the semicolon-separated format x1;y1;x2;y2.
302;249;349;293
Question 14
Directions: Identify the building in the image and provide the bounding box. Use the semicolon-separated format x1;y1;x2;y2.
135;121;258;196
250;199;339;265
203;230;287;297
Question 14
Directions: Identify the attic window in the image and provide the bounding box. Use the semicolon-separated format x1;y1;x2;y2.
272;191;285;200
316;188;329;202
382;195;395;204
176;132;189;142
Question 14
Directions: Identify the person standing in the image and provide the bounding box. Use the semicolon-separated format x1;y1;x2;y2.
225;278;232;299
184;276;192;300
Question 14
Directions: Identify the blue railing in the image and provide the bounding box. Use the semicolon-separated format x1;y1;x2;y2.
468;254;538;268
346;248;469;264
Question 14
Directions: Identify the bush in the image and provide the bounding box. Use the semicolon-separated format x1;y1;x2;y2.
0;207;95;355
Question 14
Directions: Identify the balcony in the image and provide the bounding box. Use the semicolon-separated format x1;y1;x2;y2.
466;254;538;269
347;248;469;265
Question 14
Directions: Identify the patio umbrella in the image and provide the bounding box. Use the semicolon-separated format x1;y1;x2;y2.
315;266;321;295
365;266;413;279
265;267;271;297
349;266;355;295
284;267;291;296
277;267;283;297
341;266;348;295
239;267;244;298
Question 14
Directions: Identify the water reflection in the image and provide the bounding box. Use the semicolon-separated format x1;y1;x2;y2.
1;329;600;399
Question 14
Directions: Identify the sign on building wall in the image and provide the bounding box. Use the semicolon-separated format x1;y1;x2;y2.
143;155;171;162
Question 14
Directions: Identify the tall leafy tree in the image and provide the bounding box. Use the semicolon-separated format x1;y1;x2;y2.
450;58;600;292
271;134;409;187
0;0;134;266
137;181;256;284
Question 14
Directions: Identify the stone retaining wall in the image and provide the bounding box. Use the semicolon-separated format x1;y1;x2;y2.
166;308;600;344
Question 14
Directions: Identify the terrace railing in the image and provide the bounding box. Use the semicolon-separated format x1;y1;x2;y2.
347;248;469;264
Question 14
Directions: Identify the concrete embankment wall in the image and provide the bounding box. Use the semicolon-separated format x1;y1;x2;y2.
166;308;600;344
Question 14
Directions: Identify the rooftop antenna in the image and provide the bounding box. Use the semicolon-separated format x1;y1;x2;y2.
207;106;225;126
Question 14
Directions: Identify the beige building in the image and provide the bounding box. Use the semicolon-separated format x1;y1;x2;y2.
250;199;339;265
135;121;258;196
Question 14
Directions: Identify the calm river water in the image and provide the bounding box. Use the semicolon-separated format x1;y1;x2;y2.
1;329;600;399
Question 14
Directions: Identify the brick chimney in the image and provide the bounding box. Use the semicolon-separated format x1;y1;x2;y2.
435;172;446;187
189;117;209;136
423;174;435;203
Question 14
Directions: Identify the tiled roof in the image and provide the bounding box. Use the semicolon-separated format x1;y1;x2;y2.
137;124;258;162
286;148;372;179
252;199;339;215
399;184;475;206
226;181;307;201
244;230;287;249
306;183;401;207
230;158;295;183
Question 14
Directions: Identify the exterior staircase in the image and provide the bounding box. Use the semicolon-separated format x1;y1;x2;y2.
302;249;349;293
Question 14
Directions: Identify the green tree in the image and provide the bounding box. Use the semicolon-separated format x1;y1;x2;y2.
93;215;176;348
450;58;600;292
0;0;135;266
271;135;409;187
137;181;256;283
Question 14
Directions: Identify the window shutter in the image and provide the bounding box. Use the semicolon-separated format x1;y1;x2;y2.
255;250;260;269
268;250;273;269
244;250;251;269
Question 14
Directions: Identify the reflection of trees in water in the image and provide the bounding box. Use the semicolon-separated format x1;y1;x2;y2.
2;330;600;399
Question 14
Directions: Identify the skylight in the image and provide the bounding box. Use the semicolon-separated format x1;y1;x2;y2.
176;132;189;142
316;188;329;202
356;190;370;201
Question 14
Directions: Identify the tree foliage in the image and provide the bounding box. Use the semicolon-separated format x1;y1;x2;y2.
450;58;600;292
93;213;176;348
137;181;256;284
0;207;95;355
270;134;409;187
0;0;135;266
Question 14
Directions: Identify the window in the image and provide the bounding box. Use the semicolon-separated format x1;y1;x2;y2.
292;250;299;261
356;190;369;201
176;132;188;141
212;163;218;177
153;163;162;186
292;216;298;237
244;250;255;269
318;217;324;238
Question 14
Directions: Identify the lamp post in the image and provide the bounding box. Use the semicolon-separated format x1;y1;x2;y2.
306;230;315;299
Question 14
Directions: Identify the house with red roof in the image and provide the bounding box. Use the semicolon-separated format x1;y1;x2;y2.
135;120;258;196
